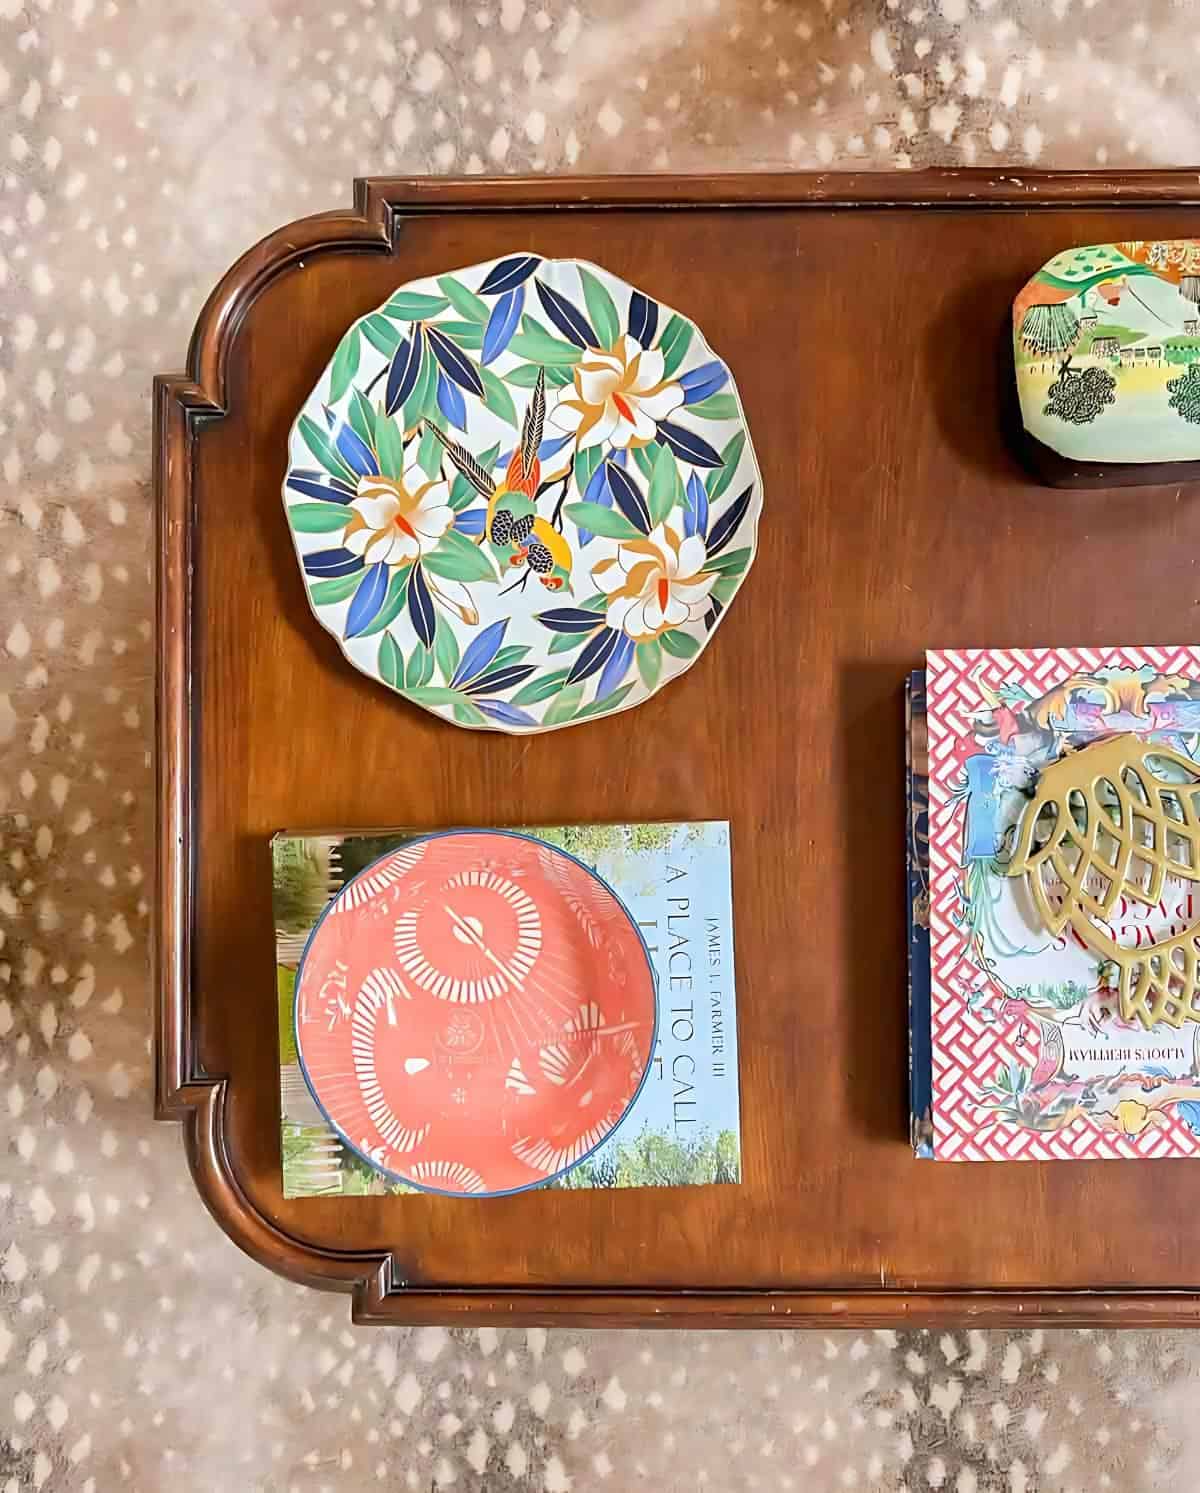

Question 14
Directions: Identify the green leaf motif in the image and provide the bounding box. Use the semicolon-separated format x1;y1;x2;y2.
379;633;404;690
574;444;603;494
434;618;461;683
361;315;401;355
402;338;438;433
565;501;643;541
289;502;351;534
435;319;485;350
659;315;693;377
298;413;354;482
632;444;655;482
660;629;701;660
449;478;474;511
508;318;583;366
424;530;497;583
504;363;546;388
711;574;739;606
575;681;636;720
511;669;571;707
548;628;596;655
478;366;518;428
375;414;405;479
686;393;739;421
329;328;361;404
647;441;683;525
705;429;746;502
417;424;443;478
349;388;378;451
579;268;620;350
506;361;574;388
356;566;410;637
636;640;662;690
452;699;487;725
490;644;531;670
405;644;435;690
409;685;477;707
309;571;364;606
436;276;489;324
542;682;585;725
384;292;450;320
704;545;751;578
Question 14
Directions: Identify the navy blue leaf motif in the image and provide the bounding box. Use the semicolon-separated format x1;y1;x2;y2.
436;371;468;431
566;626;621;686
655;420;723;468
628;291;658;346
605;461;652;534
535;280;598;350
481;286;524;365
596;634;635;701
426;326;485;398
706;484;753;557
303;548;364;579
286;473;354;504
475;700;538;728
478;255;541;295
679;360;729;405
453;507;487;537
464;664;537;696
327;416;379;478
385;334;422;416
536;608;607;634
705;594;724;633
291;465;354;492
683;471;708;540
407;562;436;647
344;562;390;637
452;618;507;687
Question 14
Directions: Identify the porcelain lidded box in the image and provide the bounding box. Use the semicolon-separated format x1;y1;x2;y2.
1015;239;1200;486
282;254;763;731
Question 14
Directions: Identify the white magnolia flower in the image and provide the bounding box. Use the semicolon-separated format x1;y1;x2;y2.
550;334;684;450
344;461;452;566
592;523;716;642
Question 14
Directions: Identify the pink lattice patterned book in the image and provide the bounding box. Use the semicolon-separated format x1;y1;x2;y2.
926;645;1200;1161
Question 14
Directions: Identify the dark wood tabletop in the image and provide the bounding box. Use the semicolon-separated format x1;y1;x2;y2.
156;171;1200;1326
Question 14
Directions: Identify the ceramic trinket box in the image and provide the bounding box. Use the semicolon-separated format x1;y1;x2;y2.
1014;240;1200;487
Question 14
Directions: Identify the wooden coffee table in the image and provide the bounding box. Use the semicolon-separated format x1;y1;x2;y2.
156;170;1200;1326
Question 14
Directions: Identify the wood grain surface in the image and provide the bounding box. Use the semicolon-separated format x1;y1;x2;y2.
157;173;1200;1325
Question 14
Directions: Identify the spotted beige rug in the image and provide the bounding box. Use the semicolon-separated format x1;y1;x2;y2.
5;2;1200;1489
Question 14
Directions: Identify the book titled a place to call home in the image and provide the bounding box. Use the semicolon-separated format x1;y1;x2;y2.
274;821;741;1196
910;646;1200;1161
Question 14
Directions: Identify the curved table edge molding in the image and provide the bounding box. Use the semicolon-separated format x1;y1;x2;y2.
156;169;1200;1327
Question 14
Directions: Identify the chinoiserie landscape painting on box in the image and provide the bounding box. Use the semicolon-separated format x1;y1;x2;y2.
1015;239;1200;464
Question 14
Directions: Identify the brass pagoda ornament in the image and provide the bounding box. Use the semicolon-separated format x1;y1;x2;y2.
1008;733;1200;1029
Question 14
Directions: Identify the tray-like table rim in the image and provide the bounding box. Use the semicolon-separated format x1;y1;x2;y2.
156;169;1200;1326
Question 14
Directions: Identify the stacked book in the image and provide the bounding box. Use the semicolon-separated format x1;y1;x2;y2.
908;646;1200;1160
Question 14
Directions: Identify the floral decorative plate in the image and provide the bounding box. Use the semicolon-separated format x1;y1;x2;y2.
293;831;658;1195
282;254;762;731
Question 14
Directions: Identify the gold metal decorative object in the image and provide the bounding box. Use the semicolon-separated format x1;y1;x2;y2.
1008;733;1200;1028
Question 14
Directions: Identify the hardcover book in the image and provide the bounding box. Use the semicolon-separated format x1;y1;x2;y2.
274;821;741;1195
912;647;1200;1160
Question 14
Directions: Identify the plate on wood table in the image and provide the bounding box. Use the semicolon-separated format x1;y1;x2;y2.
281;253;763;732
293;830;658;1196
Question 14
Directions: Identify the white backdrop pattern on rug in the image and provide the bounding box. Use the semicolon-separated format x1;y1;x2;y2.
3;2;1200;1489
